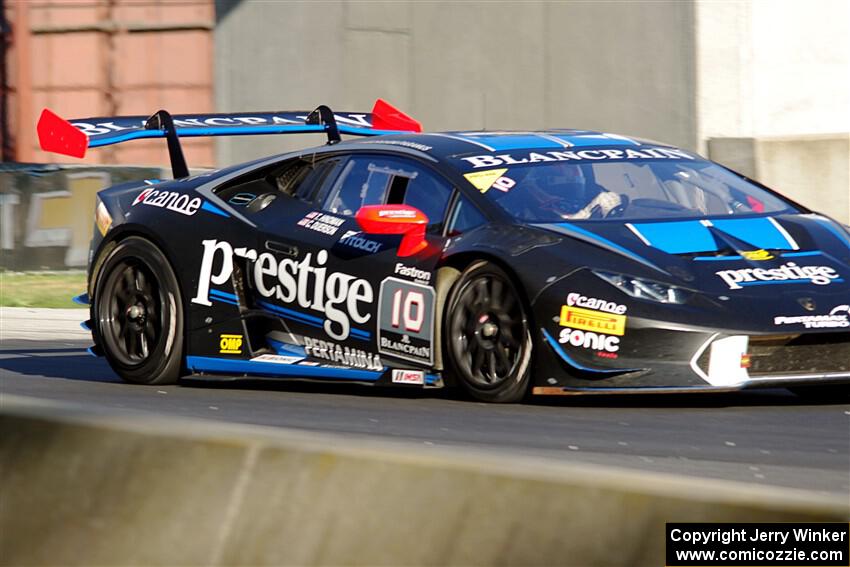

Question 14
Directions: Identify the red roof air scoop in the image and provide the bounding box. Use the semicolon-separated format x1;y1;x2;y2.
37;108;89;158
371;99;422;133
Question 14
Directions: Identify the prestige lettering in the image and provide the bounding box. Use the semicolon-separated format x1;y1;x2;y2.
192;240;372;341
716;262;840;290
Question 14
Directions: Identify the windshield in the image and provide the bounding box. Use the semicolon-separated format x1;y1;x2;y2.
478;158;797;222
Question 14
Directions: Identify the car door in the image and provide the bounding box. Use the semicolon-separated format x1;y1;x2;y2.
251;152;455;370
315;154;454;369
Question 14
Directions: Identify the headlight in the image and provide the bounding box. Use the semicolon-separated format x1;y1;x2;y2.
593;270;692;304
95;199;112;236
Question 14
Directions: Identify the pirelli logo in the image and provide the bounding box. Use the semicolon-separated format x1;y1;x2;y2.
559;306;626;336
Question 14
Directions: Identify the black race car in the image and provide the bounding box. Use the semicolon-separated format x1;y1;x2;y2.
37;100;850;402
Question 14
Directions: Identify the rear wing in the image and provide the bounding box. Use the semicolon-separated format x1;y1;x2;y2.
36;99;422;178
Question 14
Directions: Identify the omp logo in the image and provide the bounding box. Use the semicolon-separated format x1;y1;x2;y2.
192;240;372;341
559;306;626;336
219;334;243;354
716;262;841;290
132;188;201;216
740;249;774;261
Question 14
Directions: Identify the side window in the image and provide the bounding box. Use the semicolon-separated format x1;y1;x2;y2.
273;157;341;202
323;158;396;216
396;168;453;235
321;156;453;234
446;193;487;236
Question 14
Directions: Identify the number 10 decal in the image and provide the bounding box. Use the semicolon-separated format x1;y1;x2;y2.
390;288;425;332
378;277;435;365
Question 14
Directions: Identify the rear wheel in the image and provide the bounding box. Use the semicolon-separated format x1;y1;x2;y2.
93;236;184;385
444;261;532;403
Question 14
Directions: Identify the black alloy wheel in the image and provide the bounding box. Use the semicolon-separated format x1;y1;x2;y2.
94;236;184;384
445;261;532;402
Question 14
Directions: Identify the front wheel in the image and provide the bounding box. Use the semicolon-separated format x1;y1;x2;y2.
444;261;533;403
93;236;184;385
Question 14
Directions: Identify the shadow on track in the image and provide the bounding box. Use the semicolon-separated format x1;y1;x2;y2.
2;342;846;408
0;345;118;384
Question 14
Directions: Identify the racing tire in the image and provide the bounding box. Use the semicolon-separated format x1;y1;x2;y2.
444;261;533;403
93;236;184;385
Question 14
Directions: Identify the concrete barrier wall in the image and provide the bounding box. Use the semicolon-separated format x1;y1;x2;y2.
708;135;850;224
1;395;846;566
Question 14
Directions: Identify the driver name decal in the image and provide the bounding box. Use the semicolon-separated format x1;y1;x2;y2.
192;240;372;341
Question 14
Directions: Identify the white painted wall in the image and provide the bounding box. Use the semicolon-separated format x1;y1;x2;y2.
697;0;850;146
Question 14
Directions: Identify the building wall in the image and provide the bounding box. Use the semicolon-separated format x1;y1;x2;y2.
696;0;850;222
215;0;697;164
696;0;850;144
4;0;215;169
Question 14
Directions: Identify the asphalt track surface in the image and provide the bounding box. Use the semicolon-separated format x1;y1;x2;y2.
1;337;849;498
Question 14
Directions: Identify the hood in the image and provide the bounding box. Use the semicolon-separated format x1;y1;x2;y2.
539;213;850;297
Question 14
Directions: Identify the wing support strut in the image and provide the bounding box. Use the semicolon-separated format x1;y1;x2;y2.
145;110;190;179
305;105;341;145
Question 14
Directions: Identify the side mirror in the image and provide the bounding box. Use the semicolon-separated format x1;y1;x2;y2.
355;204;429;257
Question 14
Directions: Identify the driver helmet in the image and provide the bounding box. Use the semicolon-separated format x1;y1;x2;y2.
528;163;588;213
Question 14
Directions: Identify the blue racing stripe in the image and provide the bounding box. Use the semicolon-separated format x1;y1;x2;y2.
632;220;717;254
693;255;744;262
739;278;844;287
88;124;413;148
201;201;230;218
711;217;795;250
692;251;820;262
210;294;238;307
186;356;381;381
782;251;823;258
210;289;238;301
268;339;307;357
455;133;567;151
553;133;639;148
633;217;798;254
209;289;239;306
